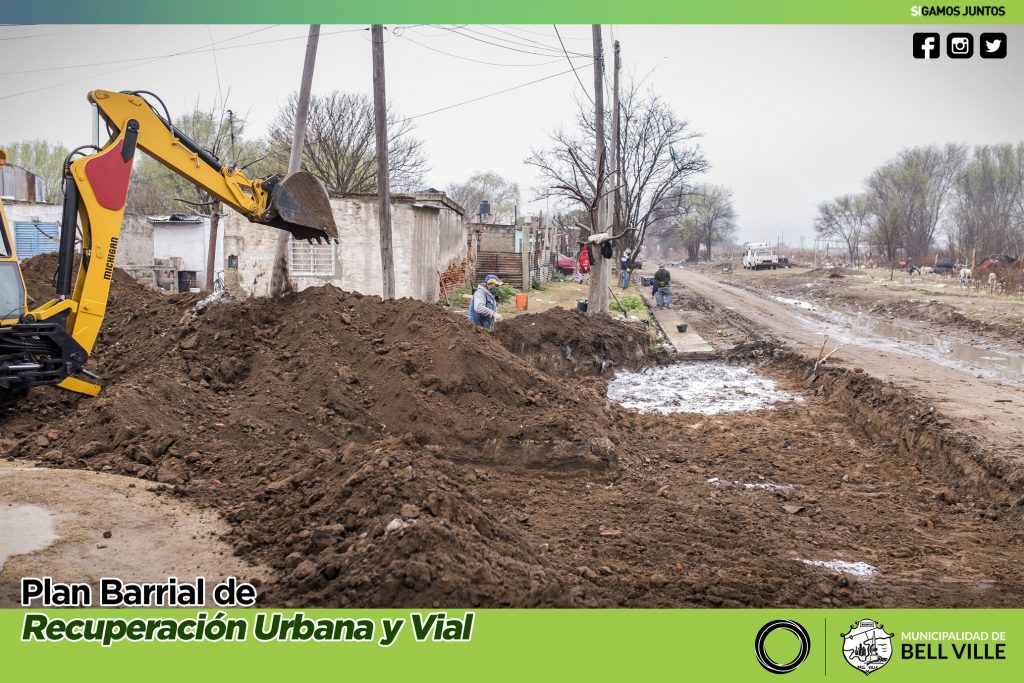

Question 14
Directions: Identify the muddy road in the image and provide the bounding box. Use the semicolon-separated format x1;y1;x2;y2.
669;266;1024;471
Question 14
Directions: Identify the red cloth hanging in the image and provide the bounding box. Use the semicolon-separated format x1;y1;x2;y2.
577;245;591;273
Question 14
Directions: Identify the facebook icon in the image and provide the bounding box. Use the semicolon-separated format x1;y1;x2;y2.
913;33;941;59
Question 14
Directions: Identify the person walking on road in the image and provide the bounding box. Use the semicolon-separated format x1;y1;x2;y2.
654;263;672;309
469;274;503;331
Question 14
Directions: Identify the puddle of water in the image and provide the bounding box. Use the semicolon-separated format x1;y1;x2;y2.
773;296;815;310
608;362;801;415
793;309;1024;387
0;504;57;570
707;476;794;492
798;558;877;579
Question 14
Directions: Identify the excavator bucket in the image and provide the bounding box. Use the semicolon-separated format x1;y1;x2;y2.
263;171;338;242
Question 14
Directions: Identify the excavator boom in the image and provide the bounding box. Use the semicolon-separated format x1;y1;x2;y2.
0;89;337;404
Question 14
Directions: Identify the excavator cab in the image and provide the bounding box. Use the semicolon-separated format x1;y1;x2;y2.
0;197;28;326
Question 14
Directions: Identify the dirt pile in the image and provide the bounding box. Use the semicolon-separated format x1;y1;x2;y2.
5;257;635;605
495;307;651;377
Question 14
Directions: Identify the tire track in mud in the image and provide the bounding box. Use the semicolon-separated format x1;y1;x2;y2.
668;267;1024;479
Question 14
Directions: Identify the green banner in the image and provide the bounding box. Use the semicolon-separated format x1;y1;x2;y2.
0;1;1022;24
2;608;1021;681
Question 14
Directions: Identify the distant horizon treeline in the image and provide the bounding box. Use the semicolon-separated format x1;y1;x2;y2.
815;143;1024;264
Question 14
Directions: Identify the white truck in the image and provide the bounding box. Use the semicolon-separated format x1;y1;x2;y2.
742;243;779;270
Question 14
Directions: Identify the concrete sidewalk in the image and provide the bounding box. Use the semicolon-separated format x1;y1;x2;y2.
649;304;716;358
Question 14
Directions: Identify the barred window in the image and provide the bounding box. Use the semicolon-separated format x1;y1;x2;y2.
289;237;335;276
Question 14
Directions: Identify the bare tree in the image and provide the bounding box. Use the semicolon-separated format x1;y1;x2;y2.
814;193;870;263
949;143;1024;260
898;144;966;260
615;86;708;263
526;80;707;268
267;90;428;194
865;165;910;278
525;114;608;238
447;171;520;222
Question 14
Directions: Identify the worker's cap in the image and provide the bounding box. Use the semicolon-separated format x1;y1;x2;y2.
483;274;503;286
658;262;666;268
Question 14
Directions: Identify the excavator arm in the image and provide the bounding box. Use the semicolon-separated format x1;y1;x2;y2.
0;89;337;403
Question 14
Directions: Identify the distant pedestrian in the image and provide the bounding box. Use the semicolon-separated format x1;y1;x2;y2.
654;262;672;308
620;249;632;289
468;274;503;331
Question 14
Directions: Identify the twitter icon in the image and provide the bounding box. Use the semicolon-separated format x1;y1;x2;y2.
980;32;1007;58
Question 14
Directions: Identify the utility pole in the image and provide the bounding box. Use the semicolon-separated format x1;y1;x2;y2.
205;202;221;292
587;24;609;316
520;207;529;291
612;40;621;238
270;24;320;298
372;24;396;300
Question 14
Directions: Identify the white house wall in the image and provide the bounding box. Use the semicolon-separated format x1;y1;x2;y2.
220;195;466;302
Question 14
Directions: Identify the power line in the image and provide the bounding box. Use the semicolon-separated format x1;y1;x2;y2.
0;26;367;99
0;25;124;41
498;24;589;41
406;62;590;121
461;25;589;56
430;24;586;59
207;25;226;111
0;25;278;76
0;26;274;100
395;29;568;67
468;24;587;55
554;25;594;106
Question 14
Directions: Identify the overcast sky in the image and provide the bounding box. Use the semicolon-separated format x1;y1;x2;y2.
1;24;1021;244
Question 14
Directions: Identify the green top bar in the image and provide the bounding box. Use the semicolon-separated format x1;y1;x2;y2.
1;0;1022;24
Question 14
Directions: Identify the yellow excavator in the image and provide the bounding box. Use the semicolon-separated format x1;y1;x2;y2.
1;89;337;408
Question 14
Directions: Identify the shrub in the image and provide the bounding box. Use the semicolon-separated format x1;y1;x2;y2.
493;283;519;303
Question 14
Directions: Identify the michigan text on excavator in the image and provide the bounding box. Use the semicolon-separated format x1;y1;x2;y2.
0;89;338;408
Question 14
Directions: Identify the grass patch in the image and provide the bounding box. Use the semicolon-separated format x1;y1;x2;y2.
610;293;646;314
440;283;473;307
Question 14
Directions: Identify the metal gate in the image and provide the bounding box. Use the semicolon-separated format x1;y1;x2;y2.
14;222;60;260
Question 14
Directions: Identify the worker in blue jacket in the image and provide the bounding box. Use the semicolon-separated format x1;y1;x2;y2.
469;274;504;331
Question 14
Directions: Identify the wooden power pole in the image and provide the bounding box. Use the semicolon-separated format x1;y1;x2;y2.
205;202;221;292
587;24;609;316
270;24;320;298
612;40;621;237
372;24;396;300
519;205;529;291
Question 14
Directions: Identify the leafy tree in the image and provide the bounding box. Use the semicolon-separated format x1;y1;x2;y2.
676;184;736;261
814;194;870;263
127;98;266;215
1;139;70;203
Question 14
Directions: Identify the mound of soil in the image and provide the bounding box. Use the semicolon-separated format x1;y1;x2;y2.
5;255;630;606
495;308;651;377
803;267;849;279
